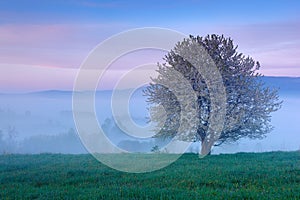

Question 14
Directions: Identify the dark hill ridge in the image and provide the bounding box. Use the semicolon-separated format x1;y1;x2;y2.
0;76;299;96
261;76;300;95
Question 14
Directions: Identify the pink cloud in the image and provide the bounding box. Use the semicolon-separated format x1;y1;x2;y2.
0;24;73;46
1;21;299;93
0;24;83;68
0;23;131;68
186;20;300;76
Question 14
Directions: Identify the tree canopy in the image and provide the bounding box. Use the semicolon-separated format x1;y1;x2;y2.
144;34;282;155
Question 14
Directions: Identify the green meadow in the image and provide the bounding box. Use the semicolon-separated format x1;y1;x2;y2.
0;151;299;199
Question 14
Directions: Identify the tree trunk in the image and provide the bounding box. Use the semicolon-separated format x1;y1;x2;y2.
200;140;212;157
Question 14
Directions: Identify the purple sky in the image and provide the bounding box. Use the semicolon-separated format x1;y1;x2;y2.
0;0;299;92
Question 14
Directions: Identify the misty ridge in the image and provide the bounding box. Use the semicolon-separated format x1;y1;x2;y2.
0;76;299;154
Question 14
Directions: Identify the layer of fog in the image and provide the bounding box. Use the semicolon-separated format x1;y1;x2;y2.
0;77;299;154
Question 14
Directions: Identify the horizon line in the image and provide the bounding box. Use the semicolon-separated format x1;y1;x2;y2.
1;75;299;95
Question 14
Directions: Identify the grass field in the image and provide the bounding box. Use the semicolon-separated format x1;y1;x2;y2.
0;151;299;199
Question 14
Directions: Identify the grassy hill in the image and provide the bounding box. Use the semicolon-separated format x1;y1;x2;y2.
0;151;299;199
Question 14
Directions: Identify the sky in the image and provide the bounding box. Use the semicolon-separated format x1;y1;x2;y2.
0;0;300;92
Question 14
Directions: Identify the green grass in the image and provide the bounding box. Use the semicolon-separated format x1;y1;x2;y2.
0;151;299;199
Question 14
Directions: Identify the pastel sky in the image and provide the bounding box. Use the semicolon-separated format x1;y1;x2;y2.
0;0;300;92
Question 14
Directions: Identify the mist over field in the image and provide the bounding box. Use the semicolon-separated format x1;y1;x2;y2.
0;76;299;154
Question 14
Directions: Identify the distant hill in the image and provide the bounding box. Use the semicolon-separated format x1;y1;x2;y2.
1;76;299;97
262;76;300;96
